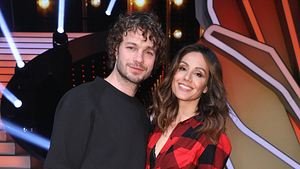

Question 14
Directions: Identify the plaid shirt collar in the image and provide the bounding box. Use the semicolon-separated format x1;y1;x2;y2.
173;114;204;129
151;114;204;144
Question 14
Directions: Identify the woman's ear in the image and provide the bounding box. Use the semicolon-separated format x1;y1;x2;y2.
203;86;208;94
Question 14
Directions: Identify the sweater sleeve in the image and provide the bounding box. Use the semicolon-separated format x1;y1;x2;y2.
196;133;231;169
44;88;95;169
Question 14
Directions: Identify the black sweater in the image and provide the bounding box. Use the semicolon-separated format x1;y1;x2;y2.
44;77;150;169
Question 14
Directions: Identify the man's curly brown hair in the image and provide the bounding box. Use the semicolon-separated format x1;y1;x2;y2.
106;11;167;69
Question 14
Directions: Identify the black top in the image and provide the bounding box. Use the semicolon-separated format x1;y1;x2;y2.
44;77;150;169
149;146;156;169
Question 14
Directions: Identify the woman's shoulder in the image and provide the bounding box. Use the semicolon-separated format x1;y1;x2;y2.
196;132;231;152
217;132;231;154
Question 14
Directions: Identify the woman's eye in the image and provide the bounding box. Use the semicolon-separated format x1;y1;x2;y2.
196;73;202;77
178;66;186;71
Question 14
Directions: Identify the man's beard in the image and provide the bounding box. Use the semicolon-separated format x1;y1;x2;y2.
116;62;150;84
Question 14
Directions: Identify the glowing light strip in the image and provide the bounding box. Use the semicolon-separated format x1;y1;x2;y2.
0;62;16;67
0;48;47;55
57;0;65;33
2;119;50;150
0;37;75;43
0;10;24;68
0;82;22;108
0;37;53;43
10;32;90;38
282;0;300;72
105;0;117;16
0;54;36;61
228;104;300;168
0;67;14;74
0;43;52;49
207;0;220;24
242;0;265;43
204;25;300;119
0;75;12;82
226;158;235;169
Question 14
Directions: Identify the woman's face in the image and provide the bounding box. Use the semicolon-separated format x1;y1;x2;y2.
171;52;210;103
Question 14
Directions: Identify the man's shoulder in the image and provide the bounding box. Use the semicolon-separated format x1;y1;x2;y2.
63;77;105;99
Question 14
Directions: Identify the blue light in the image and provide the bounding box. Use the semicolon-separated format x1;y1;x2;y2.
57;0;65;33
0;9;25;68
2;119;50;150
105;0;116;16
0;83;22;108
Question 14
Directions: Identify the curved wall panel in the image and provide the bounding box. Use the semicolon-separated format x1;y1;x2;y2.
198;0;300;168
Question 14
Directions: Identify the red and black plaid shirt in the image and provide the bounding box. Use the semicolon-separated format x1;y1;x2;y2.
146;115;231;169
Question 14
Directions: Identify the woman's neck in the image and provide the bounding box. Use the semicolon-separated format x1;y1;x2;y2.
176;100;199;123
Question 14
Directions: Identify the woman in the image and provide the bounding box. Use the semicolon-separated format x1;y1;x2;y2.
146;44;231;169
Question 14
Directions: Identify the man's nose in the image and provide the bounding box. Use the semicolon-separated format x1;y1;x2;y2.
134;50;144;63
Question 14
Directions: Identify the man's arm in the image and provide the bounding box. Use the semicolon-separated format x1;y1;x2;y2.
44;89;94;169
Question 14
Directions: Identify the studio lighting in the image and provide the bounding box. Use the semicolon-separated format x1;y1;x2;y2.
173;29;182;39
37;0;50;10
57;0;65;33
53;31;68;47
173;0;183;6
91;0;101;8
2;119;50;150
0;9;25;68
134;0;146;7
105;0;116;16
0;83;22;108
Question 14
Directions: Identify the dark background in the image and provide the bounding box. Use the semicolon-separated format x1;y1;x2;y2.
0;0;200;56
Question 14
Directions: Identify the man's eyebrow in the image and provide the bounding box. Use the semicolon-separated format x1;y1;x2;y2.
145;46;155;50
124;42;137;45
124;42;155;50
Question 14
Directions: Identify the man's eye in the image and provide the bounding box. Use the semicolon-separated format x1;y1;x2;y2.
127;46;135;50
146;51;154;56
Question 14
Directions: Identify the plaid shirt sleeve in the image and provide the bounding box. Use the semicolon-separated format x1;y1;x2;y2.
196;133;231;169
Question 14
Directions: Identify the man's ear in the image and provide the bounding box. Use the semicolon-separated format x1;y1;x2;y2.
115;49;118;60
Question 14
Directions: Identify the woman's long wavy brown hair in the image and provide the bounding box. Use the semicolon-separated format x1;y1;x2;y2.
151;44;229;142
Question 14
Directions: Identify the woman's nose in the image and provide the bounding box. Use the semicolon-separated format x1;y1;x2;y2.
184;72;192;81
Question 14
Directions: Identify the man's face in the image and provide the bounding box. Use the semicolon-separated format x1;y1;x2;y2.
114;30;156;85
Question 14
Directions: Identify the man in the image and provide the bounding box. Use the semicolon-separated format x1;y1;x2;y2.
44;11;166;169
